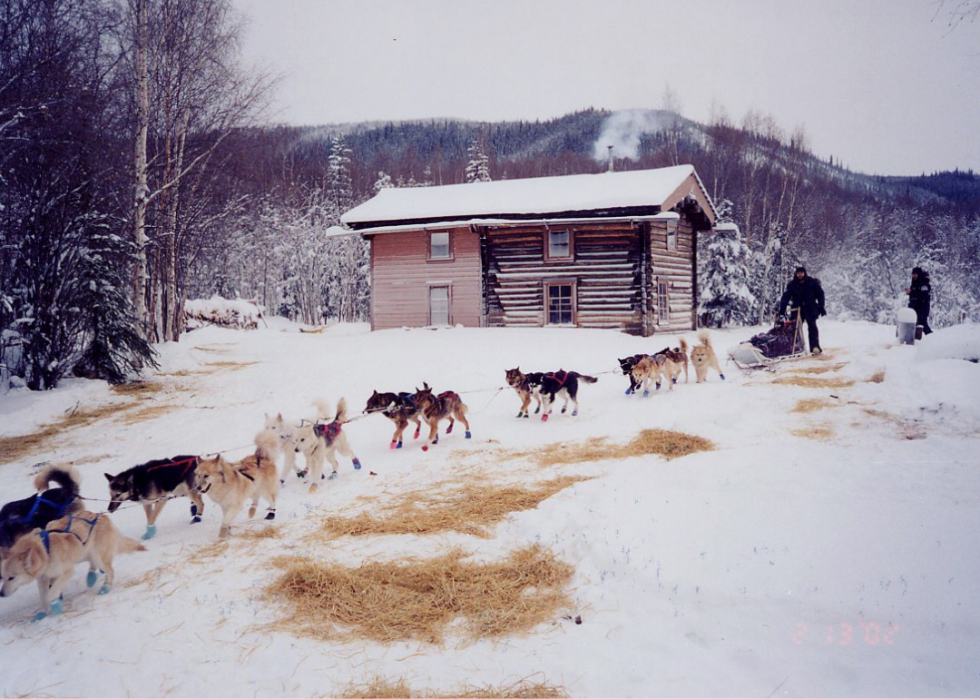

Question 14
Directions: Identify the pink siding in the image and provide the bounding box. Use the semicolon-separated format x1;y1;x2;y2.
370;227;482;330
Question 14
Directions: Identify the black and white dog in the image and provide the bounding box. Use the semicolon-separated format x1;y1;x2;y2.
105;455;205;540
0;466;82;551
618;354;650;395
538;370;598;421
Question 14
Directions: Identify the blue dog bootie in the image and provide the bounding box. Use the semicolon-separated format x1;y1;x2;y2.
625;388;633;395
98;584;111;596
352;457;362;470
720;373;726;380
141;524;157;541
465;431;472;439
86;571;99;588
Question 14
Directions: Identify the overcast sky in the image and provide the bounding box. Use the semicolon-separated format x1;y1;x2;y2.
232;0;979;176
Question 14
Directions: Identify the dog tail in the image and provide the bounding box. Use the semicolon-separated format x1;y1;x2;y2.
116;535;147;555
334;397;348;424
313;398;334;421
34;465;81;499
572;372;598;384
697;329;713;349
679;337;689;353
254;429;280;463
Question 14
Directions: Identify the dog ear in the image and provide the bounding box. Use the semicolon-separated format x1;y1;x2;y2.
104;473;114;482
23;539;42;577
277;412;283;421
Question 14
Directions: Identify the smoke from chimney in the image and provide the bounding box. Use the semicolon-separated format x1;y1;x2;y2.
592;109;674;163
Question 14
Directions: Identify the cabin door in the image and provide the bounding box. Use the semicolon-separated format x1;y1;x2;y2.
429;285;450;325
546;282;575;326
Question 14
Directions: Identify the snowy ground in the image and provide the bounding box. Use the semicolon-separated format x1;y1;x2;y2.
1;320;979;697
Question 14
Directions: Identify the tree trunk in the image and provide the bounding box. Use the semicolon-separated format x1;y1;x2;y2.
132;0;150;337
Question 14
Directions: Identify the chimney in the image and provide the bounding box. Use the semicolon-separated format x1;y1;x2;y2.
607;145;614;173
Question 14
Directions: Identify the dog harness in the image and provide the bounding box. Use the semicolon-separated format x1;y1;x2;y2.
8;495;72;526
38;513;100;554
313;421;343;445
146;456;198;479
545;370;568;387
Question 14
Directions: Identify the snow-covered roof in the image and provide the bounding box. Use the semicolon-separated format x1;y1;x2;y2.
342;164;710;227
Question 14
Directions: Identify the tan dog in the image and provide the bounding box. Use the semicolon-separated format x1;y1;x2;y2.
0;511;144;620
288;398;362;492
630;353;677;396
691;330;726;383
264;412;306;483
195;430;280;537
414;383;471;450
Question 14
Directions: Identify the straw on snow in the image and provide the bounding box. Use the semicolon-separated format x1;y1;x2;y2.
321;476;591;539
265;546;574;645
341;676;568;698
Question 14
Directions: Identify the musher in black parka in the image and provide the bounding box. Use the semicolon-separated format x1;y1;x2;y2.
905;266;932;335
778;266;827;355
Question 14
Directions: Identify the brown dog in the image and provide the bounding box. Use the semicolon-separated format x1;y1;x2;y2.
630;353;676;396
505;368;544;418
414;383;471;451
195;430;280;537
662;337;690;384
0;511;144;620
691;330;726;383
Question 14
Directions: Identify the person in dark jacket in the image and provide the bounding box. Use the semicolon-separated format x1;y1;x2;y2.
778;266;827;355
905;267;932;335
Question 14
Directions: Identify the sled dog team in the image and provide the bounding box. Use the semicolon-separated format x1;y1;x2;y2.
0;331;724;621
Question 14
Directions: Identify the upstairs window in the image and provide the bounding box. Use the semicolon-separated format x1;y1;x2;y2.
666;222;677;251
547;230;571;260
429;231;451;260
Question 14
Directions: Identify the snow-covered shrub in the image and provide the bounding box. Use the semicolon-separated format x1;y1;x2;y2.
184;296;264;330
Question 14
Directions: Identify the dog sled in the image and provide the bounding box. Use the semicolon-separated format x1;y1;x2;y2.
729;308;808;370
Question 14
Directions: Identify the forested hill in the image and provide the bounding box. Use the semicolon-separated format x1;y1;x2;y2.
229;109;980;216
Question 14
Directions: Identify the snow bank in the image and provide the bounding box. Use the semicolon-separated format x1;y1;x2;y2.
914;323;980;363
184;295;263;330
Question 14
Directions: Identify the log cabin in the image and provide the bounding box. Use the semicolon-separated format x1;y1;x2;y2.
340;164;717;335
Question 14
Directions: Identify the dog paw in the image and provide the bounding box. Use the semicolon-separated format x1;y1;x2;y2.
389;442;397;450
396;441;403;449
353;458;362;470
421;445;429;451
720;374;726;380
446;425;453;434
625;388;633;395
572;410;578;417
265;511;276;521
191;515;201;524
465;431;472;439
141;525;157;541
97;584;111;596
642;391;650;398
516;412;524;418
541;414;549;422
523;413;529;418
561;407;567;414
413;431;421;439
328;472;338;481
31;610;49;622
86;571;98;588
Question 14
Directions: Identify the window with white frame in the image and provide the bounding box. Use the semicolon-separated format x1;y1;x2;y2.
547;230;571;259
429;231;451;259
429;286;450;325
666;222;677;251
657;280;669;324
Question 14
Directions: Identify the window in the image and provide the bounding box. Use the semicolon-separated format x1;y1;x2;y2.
429;286;450;325
657;280;669;325
547;230;571;260
547;282;575;325
666;222;677;251
429;231;451;260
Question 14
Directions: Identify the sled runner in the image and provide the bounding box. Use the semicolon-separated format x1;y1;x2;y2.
729;308;807;370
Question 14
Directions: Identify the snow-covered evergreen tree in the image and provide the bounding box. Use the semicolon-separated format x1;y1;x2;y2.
698;220;756;327
373;171;393;192
465;137;492;183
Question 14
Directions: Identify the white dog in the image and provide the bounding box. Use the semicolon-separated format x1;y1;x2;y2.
287;399;362;493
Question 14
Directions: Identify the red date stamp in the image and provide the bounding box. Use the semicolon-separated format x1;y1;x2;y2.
792;621;900;646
